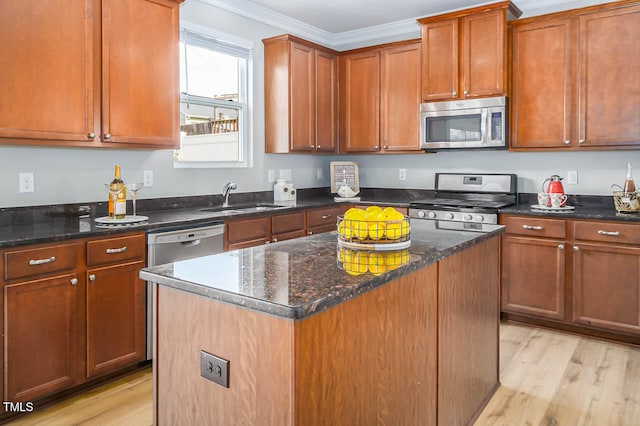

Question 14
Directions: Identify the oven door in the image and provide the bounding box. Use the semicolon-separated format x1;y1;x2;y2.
420;107;488;149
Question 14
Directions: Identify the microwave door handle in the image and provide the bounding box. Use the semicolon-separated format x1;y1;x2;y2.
481;108;489;145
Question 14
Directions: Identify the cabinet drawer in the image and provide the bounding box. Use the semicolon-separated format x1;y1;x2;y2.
87;233;145;266
501;215;566;238
4;242;79;281
307;206;345;229
226;217;270;244
574;220;640;245
272;212;306;235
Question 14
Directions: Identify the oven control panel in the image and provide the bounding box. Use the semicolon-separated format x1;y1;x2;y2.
409;208;498;224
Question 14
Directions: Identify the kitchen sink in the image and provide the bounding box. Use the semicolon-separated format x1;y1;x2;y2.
200;203;288;214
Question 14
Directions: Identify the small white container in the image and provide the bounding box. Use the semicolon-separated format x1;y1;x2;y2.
274;179;296;203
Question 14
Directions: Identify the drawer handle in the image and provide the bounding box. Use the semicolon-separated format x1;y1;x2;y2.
106;246;128;254
522;225;543;231
29;256;56;265
597;230;620;236
322;214;332;219
70;278;78;286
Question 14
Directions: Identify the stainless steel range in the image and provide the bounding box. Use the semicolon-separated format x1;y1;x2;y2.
409;173;517;228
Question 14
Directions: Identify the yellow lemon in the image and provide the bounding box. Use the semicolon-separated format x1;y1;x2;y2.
344;208;366;220
338;247;346;263
385;219;409;240
365;205;382;216
351;220;368;240
368;222;385;240
338;220;352;239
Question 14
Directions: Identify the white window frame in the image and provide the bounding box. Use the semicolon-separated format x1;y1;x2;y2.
174;21;254;169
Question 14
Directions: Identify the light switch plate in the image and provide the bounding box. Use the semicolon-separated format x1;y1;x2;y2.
200;350;229;388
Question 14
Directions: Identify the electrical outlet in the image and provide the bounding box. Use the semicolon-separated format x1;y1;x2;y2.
399;168;407;181
268;169;275;183
200;350;229;388
19;172;34;193
316;168;323;182
143;170;154;187
567;170;578;185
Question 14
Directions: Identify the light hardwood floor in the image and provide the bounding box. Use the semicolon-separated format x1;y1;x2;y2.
6;322;640;425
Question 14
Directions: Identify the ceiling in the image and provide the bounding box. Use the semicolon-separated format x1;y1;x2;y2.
199;0;610;48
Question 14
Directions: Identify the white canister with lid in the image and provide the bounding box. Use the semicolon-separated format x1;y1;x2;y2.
274;179;296;202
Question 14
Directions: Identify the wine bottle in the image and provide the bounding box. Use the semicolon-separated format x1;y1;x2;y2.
108;165;127;219
623;162;636;193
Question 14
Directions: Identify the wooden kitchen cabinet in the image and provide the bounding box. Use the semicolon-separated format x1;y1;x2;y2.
264;35;338;153
500;216;567;320
3;241;84;403
509;2;640;150
86;234;146;378
339;40;422;153
572;220;640;335
1;232;146;408
419;2;519;102
225;217;271;251
0;0;182;149
500;214;640;343
307;205;347;235
271;212;307;243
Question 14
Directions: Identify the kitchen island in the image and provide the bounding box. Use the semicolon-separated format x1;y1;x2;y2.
140;220;504;425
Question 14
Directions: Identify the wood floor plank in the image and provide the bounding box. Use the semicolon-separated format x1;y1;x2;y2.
5;323;640;425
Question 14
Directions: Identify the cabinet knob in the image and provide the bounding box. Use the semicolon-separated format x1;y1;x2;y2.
383;145;388;149
89;274;96;282
563;140;570;145
452;91;457;97
308;231;313;236
373;146;379;150
70;278;78;286
558;244;564;250
578;139;585;144
104;133;112;140
264;240;271;244
88;132;96;139
317;145;321;150
272;237;278;243
573;245;579;251
463;90;468;95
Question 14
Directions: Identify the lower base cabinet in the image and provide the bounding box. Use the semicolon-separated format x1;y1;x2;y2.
1;232;146;412
501;215;640;342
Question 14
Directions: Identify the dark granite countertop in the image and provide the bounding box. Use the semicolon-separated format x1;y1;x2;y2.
140;220;504;320
500;193;640;222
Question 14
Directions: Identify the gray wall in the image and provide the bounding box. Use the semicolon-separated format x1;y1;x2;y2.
0;0;637;208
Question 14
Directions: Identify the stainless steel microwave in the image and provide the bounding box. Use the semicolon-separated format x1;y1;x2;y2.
420;96;506;150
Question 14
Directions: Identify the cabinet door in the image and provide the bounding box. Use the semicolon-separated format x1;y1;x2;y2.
102;0;180;147
501;235;566;320
339;51;380;152
315;50;338;152
420;18;458;101
573;243;640;335
0;0;97;145
510;18;574;149
578;5;640;148
380;42;422;152
460;9;505;98
225;217;271;250
290;42;316;152
86;261;146;378
5;274;83;401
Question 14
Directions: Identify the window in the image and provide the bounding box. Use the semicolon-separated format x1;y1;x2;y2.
174;23;253;168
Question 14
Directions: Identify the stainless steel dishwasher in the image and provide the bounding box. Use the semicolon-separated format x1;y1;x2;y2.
146;223;225;359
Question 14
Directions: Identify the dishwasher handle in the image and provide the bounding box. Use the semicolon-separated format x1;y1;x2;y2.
181;239;202;247
147;224;224;245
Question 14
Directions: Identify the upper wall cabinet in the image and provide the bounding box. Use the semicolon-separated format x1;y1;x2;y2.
418;1;520;102
510;1;640;150
263;35;338;154
339;41;422;153
0;0;182;149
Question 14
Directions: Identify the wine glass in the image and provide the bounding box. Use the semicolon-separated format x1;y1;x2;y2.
104;183;124;219
125;182;144;218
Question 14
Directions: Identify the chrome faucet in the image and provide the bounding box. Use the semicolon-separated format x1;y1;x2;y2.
222;181;237;207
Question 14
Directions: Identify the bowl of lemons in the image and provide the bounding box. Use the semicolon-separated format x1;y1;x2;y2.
337;206;410;250
337;247;410;276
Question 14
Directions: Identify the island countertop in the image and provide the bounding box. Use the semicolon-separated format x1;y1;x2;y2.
140;220;504;319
